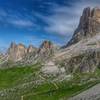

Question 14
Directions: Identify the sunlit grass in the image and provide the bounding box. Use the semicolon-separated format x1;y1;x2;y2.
0;63;41;90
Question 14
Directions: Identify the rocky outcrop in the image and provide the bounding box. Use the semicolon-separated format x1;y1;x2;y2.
67;7;100;47
6;40;55;65
8;42;27;62
38;40;54;60
61;50;100;74
54;34;100;73
41;61;60;74
27;45;37;53
17;47;38;66
14;41;54;66
7;42;37;62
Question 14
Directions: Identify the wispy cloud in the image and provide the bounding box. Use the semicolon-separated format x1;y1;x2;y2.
35;0;100;36
0;0;100;35
43;6;78;36
0;8;35;29
9;19;34;27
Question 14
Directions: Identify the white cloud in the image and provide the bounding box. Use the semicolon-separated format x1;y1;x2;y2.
44;16;76;35
9;19;34;27
37;0;100;36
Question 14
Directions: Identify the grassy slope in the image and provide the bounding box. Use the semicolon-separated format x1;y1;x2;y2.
23;80;99;100
0;64;100;100
0;63;41;90
23;69;100;100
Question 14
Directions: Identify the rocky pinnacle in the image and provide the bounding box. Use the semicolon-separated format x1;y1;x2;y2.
67;7;100;47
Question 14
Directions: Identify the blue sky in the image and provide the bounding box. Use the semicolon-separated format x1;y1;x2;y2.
0;0;100;48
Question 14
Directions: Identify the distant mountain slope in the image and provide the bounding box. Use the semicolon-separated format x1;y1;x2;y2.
7;42;37;62
0;40;58;68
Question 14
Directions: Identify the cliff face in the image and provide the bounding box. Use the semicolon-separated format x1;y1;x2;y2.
8;43;27;62
55;33;100;73
54;7;100;73
27;45;37;53
15;40;55;66
6;40;54;65
38;40;54;59
8;43;36;62
67;7;100;47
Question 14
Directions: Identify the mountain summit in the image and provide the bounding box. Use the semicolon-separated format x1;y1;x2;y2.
7;42;36;62
67;7;100;46
54;7;100;73
38;40;54;58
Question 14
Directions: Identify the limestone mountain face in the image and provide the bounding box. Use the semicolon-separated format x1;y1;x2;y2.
8;42;27;62
7;43;37;62
54;7;100;73
27;45;37;53
6;40;55;66
16;41;55;66
17;46;38;66
54;34;100;73
38;40;54;60
0;53;4;62
67;7;100;47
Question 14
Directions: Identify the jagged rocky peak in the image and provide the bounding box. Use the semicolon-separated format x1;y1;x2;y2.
10;42;17;48
67;7;100;47
18;43;26;48
27;45;37;53
40;40;53;49
8;42;27;62
7;42;38;62
92;7;100;18
38;40;54;59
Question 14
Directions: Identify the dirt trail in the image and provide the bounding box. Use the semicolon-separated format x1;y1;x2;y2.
69;83;100;100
